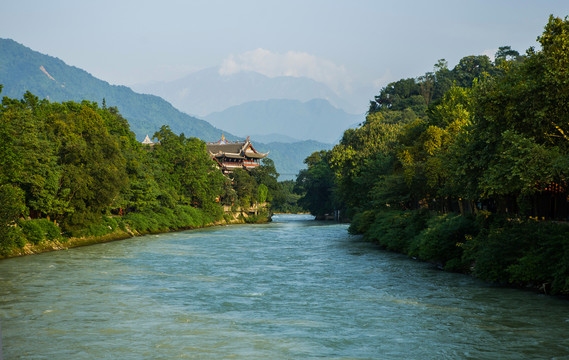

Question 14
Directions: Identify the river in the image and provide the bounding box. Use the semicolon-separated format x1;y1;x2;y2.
1;214;568;359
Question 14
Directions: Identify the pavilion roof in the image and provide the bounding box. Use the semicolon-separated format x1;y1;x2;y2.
206;136;268;160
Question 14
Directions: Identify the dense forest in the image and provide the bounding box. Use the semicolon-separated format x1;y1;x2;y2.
0;90;301;257
295;15;569;294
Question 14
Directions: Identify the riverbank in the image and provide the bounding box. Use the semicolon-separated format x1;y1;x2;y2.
0;207;271;260
349;209;569;296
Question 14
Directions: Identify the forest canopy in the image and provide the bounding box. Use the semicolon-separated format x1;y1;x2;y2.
0;91;284;255
294;15;569;294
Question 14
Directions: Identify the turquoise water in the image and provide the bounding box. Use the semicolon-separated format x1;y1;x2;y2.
1;214;569;359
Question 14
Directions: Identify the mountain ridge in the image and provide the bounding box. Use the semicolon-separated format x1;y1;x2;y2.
131;67;359;116
205;98;362;144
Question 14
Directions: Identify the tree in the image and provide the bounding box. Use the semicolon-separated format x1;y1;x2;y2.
250;158;279;202
295;151;337;218
231;168;257;208
452;55;493;88
0;184;26;254
329;111;407;212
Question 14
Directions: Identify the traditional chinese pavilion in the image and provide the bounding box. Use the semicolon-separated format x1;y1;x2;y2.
206;135;268;174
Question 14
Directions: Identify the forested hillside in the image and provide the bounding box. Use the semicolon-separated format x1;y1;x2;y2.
0;38;231;141
0;91;289;256
295;15;569;294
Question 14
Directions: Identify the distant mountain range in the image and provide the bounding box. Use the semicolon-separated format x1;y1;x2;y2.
0;38;231;142
131;67;360;117
0;38;334;179
205;98;362;144
255;140;334;179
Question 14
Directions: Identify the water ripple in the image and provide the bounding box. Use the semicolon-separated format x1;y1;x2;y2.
1;214;569;359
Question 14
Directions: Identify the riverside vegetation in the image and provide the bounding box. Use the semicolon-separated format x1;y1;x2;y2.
0;88;299;258
294;15;569;295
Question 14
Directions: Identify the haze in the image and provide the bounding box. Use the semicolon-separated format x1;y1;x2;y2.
2;0;569;113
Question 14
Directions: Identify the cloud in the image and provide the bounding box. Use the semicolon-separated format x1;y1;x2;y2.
482;48;498;62
372;70;393;90
219;48;351;93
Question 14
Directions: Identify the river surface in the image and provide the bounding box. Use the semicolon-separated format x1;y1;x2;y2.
1;214;569;359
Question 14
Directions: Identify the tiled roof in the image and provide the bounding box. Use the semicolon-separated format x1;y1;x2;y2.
206;137;267;160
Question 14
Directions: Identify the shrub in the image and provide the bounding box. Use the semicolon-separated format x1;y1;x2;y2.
510;222;569;294
244;208;271;224
462;217;569;294
348;210;377;234
410;213;479;272
0;227;26;256
20;219;61;244
365;209;431;254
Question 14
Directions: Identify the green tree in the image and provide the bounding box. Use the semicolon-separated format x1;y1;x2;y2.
0;184;26;254
295;151;338;218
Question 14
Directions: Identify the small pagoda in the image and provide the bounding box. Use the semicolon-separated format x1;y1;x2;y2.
141;134;156;147
206;135;268;174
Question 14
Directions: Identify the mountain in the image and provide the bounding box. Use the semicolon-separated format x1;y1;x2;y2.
204;98;362;144
255;140;334;180
131;67;359;116
248;133;301;144
0;38;234;142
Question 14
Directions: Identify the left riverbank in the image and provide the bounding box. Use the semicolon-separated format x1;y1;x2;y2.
0;207;271;260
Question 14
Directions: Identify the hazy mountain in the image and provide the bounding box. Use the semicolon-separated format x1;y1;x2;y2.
204;98;362;144
131;67;359;116
249;133;301;144
0;38;234;142
255;140;334;180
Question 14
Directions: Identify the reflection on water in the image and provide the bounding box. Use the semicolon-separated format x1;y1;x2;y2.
1;214;568;359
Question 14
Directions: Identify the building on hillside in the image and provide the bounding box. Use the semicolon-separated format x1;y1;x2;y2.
141;134;156;147
206;135;268;174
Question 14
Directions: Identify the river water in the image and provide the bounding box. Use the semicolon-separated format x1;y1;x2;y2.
1;214;568;359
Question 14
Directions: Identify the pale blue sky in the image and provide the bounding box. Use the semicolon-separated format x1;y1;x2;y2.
2;0;569;107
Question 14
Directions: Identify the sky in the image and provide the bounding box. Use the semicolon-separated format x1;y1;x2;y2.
2;0;569;110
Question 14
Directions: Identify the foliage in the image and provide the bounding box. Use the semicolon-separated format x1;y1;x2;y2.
409;213;479;272
294;151;339;218
0;184;27;254
0;90;277;254
20;219;60;244
297;16;569;293
271;180;305;213
463;217;569;294
361;210;431;254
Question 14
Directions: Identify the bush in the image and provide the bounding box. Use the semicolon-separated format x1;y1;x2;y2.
0;227;26;255
244;208;271;224
466;218;569;294
348;210;377;234
20;219;61;244
364;209;431;254
410;213;479;272
124;205;214;233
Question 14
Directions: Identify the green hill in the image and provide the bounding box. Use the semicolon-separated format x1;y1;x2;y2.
0;38;231;141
